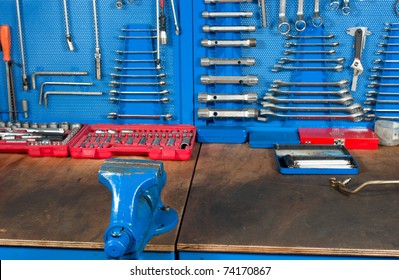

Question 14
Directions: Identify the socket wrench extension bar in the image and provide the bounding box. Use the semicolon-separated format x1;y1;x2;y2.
108;113;173;120
203;25;256;33
16;0;28;91
259;110;364;122
198;108;258;119
62;0;74;51
31;71;89;89
201;75;258;85
271;79;349;88
201;58;255;66
261;103;363;114
201;39;256;48
92;0;102;80
198;93;258;103
263;95;354;105
268;88;351;97
202;11;253;18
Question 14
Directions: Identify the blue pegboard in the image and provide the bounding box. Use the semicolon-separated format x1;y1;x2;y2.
193;0;399;146
0;0;192;125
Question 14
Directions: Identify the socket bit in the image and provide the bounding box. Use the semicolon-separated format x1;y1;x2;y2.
201;58;255;66
201;75;258;85
198;93;258;103
203;25;256;33
201;39;256;48
198;108;258;119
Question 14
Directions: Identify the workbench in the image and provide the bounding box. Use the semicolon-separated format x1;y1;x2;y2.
0;144;200;260
1;144;399;260
177;144;399;260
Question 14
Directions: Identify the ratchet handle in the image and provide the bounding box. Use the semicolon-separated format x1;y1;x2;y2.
354;28;363;59
0;25;12;62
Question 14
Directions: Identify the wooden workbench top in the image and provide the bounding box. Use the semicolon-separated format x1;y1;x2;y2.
178;144;399;257
0;144;200;252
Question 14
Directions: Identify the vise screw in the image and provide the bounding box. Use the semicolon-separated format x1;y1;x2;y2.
98;159;178;259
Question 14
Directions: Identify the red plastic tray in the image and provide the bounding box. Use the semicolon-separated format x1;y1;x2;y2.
298;128;379;150
69;124;196;160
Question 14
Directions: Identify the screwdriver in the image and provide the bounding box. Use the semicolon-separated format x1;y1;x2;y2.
0;25;18;121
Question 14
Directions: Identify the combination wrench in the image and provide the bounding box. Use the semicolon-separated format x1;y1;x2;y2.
295;0;306;32
364;98;399;106
268;88;350;97
272;65;343;72
312;0;323;27
284;49;336;55
286;34;334;40
366;91;399;97
278;0;290;34
108;113;173;120
271;79;349;88
285;42;339;48
278;57;345;64
261;103;363;114
259;110;364;122
342;0;350;15
202;11;253;18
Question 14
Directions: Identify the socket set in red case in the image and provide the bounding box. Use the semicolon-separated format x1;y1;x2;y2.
0;122;82;157
68;124;196;160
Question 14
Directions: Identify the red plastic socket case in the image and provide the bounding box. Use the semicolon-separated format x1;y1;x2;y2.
69;124;196;160
298;128;379;150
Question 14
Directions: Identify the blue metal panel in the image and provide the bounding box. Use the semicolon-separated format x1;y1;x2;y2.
0;247;174;260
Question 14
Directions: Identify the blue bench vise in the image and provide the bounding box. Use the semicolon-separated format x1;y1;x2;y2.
98;159;178;259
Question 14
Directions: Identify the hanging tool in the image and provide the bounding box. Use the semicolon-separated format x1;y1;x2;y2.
258;0;267;28
62;0;75;51
16;0;28;91
159;0;167;44
1;25;18;122
92;0;102;80
346;27;371;92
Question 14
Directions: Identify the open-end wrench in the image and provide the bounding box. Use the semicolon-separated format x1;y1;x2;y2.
373;59;399;64
201;75;258;85
378;42;399;47
201;58;255;66
364;98;399;106
278;57;345;64
272;65;343;72
198;108;258;119
203;25;256;33
342;0;350;15
108;113;173;120
375;50;399;55
271;79;349;88
268;88;350;97
285;42;339;48
365;114;399;121
286;34;334;40
369;75;399;80
109;81;166;87
372;67;399;72
201;39;256;48
278;0;290;34
109;97;170;103
109;90;169;95
363;108;399;113
284;49;336;55
16;0;28;91
330;0;340;10
366;91;399;97
259;110;364;122
261;103;363;114
295;0;306;32
263;95;354;105
368;82;399;88
110;73;166;79
312;0;323;27
202;11;253;18
62;0;74;51
198;93;258;103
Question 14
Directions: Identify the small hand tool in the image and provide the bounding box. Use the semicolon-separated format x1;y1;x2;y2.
16;0;28;91
203;25;256;33
258;110;364;122
366;91;399;97
198;93;258;103
110;81;166;87
285;34;334;40
21;100;29;118
202;11;253;18
110;73;166;79
109;97;170;103
312;0;323;27
258;0;267;28
62;0;74;51
285;42;339;48
31;71;89;89
278;57;345;64
156;0;161;65
108;113;173;120
198;108;258;119
201;39;256;48
205;0;253;3
268;88;350;97
330;0;340;10
369;75;399;80
295;0;306;32
374;59;399;64
342;0;350;15
261;103;363;114
263;95;354;106
159;0;167;44
271;79;349;88
330;178;399;196
109;90;169;95
368;82;399;88
201;75;258;85
44;91;103;107
92;0;102;80
278;0;290;34
39;82;94;105
201;57;255;66
272;65;343;72
346;27;371;92
372;67;399;72
1;25;18;121
364;98;399;106
284;49;336;55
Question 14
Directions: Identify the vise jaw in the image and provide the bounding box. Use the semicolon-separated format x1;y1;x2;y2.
98;159;178;259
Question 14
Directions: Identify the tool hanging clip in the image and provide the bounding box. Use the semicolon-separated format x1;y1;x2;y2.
346;27;371;92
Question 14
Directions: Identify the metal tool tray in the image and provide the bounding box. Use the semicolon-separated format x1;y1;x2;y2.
274;144;359;175
69;124;196;160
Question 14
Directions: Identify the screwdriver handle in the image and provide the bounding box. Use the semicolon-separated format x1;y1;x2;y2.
0;25;12;62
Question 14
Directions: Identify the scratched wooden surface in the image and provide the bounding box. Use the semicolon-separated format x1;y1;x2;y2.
178;144;399;257
0;143;200;252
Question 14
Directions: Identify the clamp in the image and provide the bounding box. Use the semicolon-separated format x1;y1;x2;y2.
99;159;178;259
